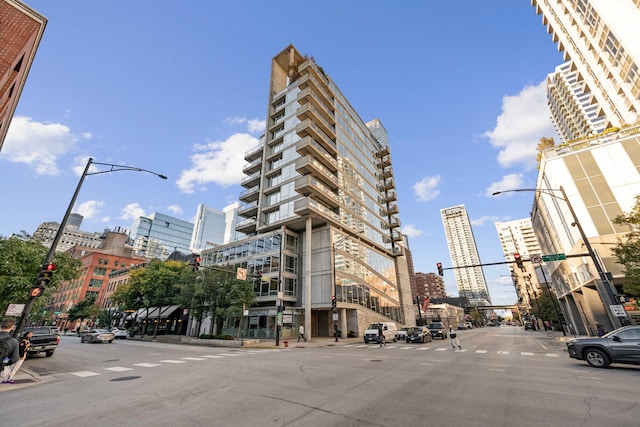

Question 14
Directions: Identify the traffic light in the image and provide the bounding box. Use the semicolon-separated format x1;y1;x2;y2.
192;257;201;272
331;295;337;311
36;263;57;287
436;262;443;276
513;253;524;270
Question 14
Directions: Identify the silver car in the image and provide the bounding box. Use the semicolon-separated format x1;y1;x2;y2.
81;329;115;344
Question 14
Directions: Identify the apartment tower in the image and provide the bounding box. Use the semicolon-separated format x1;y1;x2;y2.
440;205;491;306
201;45;413;340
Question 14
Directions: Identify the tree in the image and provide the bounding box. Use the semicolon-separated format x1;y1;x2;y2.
67;296;99;330
613;195;640;296
536;137;555;168
0;235;81;317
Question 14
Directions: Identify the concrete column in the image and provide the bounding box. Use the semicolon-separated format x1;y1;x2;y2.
305;217;312;342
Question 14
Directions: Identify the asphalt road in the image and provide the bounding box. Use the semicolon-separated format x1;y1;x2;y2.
1;327;639;426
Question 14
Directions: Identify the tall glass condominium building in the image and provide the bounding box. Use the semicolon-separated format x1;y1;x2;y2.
201;45;413;340
441;205;491;306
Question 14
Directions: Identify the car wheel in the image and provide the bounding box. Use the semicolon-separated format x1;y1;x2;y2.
109;340;113;343
584;348;610;368
45;350;55;357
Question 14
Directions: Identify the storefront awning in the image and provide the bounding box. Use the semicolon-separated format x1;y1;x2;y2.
128;305;180;320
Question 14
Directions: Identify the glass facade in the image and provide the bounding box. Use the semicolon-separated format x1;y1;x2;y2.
130;212;194;260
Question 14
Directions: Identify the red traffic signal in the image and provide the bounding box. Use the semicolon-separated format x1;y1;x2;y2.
436;262;443;276
45;263;57;271
513;253;524;270
331;295;337;310
192;257;201;271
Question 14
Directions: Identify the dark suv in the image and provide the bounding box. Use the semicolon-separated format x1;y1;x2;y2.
405;327;432;344
428;322;447;339
566;325;640;368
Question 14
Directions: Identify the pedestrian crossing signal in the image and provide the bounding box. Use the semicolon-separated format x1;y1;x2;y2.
29;287;44;298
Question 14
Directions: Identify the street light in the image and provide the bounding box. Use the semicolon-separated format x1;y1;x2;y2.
492;186;625;330
13;157;167;338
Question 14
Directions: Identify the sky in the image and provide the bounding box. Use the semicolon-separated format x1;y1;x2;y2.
1;1;564;305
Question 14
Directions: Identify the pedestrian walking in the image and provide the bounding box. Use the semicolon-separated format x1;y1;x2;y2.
377;323;385;347
7;330;32;382
64;327;68;336
449;326;462;350
0;318;20;384
298;324;307;342
596;323;606;337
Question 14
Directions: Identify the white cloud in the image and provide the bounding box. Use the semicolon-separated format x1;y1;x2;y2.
1;116;78;175
75;200;105;220
224;116;246;125
167;204;182;215
486;173;525;197
413;175;441;202
401;224;423;238
470;215;500;226
247;119;266;134
120;203;146;221
483;81;557;169
176;133;258;193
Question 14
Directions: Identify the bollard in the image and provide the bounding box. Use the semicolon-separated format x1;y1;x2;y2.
284;340;288;347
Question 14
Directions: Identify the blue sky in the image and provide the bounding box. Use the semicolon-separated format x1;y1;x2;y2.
1;1;563;305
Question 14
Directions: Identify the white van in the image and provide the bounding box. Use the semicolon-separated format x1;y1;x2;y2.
364;322;398;344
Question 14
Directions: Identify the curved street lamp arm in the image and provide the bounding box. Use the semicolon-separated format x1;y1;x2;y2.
89;161;167;179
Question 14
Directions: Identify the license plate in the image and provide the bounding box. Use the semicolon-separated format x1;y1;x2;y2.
102;339;109;343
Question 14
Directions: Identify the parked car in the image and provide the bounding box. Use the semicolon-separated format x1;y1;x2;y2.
457;323;467;330
396;327;411;341
111;328;128;339
405;327;432;343
464;322;473;329
428;322;447;339
81;329;115;344
524;321;536;330
22;326;60;357
566;325;640;368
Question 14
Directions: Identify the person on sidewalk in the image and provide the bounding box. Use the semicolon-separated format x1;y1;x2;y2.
298;324;307;342
0;318;20;384
7;330;32;383
449;326;462;351
377;323;385;347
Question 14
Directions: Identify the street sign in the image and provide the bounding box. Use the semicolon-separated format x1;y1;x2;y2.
5;304;24;316
610;304;627;317
530;254;542;264
236;267;247;280
541;253;566;262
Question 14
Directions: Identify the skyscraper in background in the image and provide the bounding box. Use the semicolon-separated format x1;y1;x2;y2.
441;205;491;306
190;204;226;253
129;212;194;260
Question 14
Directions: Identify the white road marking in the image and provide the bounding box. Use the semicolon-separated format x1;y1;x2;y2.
435;348;449;352
577;376;601;380
148;353;162;356
158;360;186;364
104;367;133;372
416;347;430;351
201;355;224;359
546;353;561;357
497;351;509;355
133;363;161;367
420;363;436;366
182;357;206;361
71;371;100;377
489;368;505;372
475;350;488;354
399;346;412;350
521;352;535;356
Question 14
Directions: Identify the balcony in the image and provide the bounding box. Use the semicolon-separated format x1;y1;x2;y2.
377;155;391;169
298;61;331;94
296;102;336;140
297;82;334;118
382;178;395;191
382;190;397;203
243;158;262;175
237;201;258;218
389;216;401;228
295;156;338;190
236;218;257;235
240;171;261;188
391;231;403;242
387;204;399;215
294;175;339;208
295;136;337;172
239;187;259;203
380;166;393;179
296;119;337;156
294;196;341;225
244;144;264;162
376;146;390;158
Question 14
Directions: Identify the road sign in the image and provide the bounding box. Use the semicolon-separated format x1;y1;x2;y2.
236;268;247;280
610;305;627;317
530;254;542;264
541;253;566;262
5;304;24;316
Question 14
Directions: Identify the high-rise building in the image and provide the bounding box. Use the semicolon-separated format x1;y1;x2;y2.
222;201;244;243
495;218;543;310
32;215;104;253
546;62;607;143
190;204;226;253
440;205;491;306
201;45;413;340
0;0;47;151
129;212;194;260
532;0;640;131
414;272;447;300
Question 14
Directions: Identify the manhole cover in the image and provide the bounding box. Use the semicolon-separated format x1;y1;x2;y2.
110;376;141;382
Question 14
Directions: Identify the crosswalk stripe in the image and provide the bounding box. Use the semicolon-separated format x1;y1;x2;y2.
159;360;186;364
521;352;535;356
202;355;224;358
182;357;206;361
497;351;509;355
105;367;133;372
475;350;488;354
71;371;100;377
435;348;448;352
546;353;561;357
133;363;161;367
416;347;430;351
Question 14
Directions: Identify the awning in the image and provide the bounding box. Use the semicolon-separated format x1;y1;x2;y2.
128;305;180;320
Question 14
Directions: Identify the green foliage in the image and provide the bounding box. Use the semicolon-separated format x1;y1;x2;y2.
530;290;561;323
0;235;81;314
613;195;640;296
67;296;98;323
